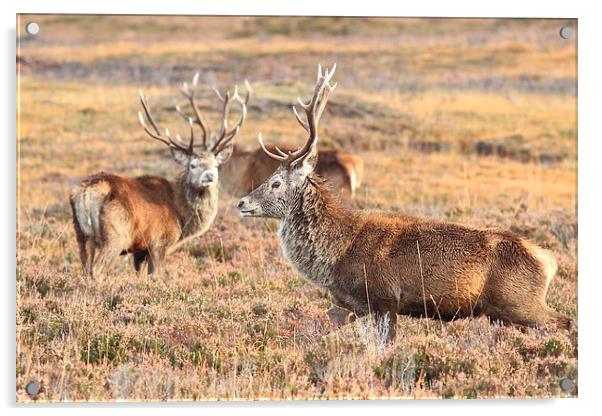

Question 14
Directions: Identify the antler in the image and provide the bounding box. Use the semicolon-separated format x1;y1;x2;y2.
138;90;195;154
176;75;250;155
210;80;251;155
177;72;209;148
260;64;337;167
141;75;250;156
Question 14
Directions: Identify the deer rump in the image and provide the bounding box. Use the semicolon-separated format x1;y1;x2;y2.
70;173;182;261
326;215;569;329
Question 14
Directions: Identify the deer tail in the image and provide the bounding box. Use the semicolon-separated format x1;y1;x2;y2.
69;182;109;239
336;153;364;197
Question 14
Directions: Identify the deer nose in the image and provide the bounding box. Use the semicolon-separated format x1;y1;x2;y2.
237;200;245;209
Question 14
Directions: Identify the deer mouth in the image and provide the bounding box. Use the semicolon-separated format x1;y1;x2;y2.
237;197;261;217
199;178;215;186
238;208;258;217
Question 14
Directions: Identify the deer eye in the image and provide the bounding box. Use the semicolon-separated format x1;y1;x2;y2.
271;181;281;189
190;160;200;169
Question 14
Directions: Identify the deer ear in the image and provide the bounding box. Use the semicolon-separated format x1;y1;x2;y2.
215;144;234;165
170;148;190;165
292;145;318;179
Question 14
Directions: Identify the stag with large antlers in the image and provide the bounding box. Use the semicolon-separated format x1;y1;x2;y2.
70;74;250;277
237;64;570;341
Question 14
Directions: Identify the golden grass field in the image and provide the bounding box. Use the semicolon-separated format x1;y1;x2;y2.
16;15;577;401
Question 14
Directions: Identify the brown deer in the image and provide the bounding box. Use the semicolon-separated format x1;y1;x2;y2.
219;143;363;201
70;74;250;277
236;64;570;341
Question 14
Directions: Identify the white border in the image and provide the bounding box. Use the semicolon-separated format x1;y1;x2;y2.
8;0;583;18
3;1;600;415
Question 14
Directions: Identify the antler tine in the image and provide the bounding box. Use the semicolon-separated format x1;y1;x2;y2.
313;63;337;121
145;75;250;156
138;89;191;152
138;90;162;137
214;125;239;155
292;105;310;133
287;64;337;166
179;73;208;149
273;145;290;157
165;128;190;151
220;90;232;137
243;80;252;102
174;104;187;119
296;96;311;109
212;102;244;154
187;117;195;152
258;132;288;161
208;89;231;153
232;80;252;108
213;87;225;103
257;64;336;167
138;111;170;147
211;81;250;154
174;133;186;148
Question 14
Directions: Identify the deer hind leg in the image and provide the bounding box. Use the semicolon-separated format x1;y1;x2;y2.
74;235;96;277
133;250;149;273
91;225;127;280
484;240;572;330
482;269;572;330
147;245;167;276
505;303;572;330
482;301;571;330
541;307;572;330
82;239;96;277
71;214;95;277
91;243;122;280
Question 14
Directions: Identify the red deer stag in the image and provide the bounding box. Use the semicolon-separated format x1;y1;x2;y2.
70;74;250;277
236;64;570;341
219;143;363;201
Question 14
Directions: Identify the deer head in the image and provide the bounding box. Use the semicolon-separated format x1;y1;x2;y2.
237;64;336;218
138;73;250;189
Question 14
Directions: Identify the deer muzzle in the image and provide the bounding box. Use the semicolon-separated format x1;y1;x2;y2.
236;196;262;217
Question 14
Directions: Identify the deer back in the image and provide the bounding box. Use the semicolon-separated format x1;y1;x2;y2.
71;172;183;252
221;143;362;198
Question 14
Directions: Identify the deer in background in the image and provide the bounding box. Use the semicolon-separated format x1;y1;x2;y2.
236;64;571;341
219;143;363;202
70;74;250;277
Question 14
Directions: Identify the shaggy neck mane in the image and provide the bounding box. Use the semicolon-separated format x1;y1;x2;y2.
173;172;219;239
279;174;359;287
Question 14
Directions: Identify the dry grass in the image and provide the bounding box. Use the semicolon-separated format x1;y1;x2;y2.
16;15;577;401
